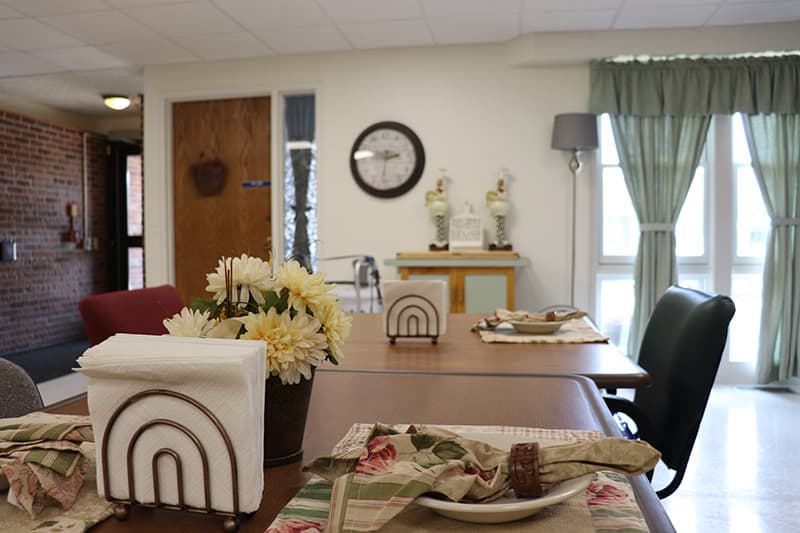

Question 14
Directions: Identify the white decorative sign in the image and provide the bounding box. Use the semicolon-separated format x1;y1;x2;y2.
449;202;484;251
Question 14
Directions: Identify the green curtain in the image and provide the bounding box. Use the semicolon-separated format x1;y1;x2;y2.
744;114;800;383
590;55;800;116
611;115;711;357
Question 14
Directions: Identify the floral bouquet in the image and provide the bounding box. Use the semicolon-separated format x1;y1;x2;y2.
163;253;352;385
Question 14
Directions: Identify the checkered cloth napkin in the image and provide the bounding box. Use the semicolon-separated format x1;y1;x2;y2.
0;413;94;518
301;424;659;532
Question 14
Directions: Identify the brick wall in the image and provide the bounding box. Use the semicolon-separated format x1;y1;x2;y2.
0;109;109;355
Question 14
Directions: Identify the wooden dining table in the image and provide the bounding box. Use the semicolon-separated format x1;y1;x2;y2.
48;370;674;533
324;313;651;390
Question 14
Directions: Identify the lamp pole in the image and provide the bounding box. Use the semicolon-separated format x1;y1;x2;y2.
568;150;583;308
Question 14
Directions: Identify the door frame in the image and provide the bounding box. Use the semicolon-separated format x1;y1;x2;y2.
144;83;320;287
107;140;143;291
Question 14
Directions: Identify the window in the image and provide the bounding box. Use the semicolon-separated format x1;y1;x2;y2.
595;114;767;374
283;94;317;269
596;115;708;351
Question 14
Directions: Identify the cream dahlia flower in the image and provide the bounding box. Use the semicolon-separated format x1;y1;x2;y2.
205;254;273;306
163;308;216;337
275;260;332;313
239;307;328;385
314;294;352;364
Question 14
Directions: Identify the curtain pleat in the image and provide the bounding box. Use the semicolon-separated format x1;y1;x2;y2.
745;114;800;383
611;115;711;357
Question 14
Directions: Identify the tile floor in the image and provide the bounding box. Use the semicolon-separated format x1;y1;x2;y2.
37;378;799;532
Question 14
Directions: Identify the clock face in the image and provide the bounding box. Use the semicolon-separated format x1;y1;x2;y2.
350;121;425;198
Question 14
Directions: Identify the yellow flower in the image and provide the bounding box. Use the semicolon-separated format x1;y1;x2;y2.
163;307;216;337
205;254;273;306
313;295;352;364
275;260;332;313
239;307;328;385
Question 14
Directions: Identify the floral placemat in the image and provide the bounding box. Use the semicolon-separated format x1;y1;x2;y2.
265;424;648;533
0;441;113;533
478;319;609;344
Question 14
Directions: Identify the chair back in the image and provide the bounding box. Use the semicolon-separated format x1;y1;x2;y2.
634;285;735;480
0;358;43;417
78;285;185;346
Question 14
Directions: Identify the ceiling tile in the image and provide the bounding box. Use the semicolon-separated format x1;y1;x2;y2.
524;0;622;9
176;32;273;60
124;1;242;37
255;25;351;54
97;39;197;64
212;0;329;30
428;13;520;44
615;5;719;28
0;19;84;50
0;4;23;18
318;0;423;23
31;46;129;70
105;0;187;6
522;9;616;32
339;19;433;49
622;0;719;5
41;10;163;44
0;51;62;76
0;0;110;17
421;0;522;17
708;1;800;25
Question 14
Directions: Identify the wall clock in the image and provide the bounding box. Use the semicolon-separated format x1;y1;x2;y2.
350;121;425;198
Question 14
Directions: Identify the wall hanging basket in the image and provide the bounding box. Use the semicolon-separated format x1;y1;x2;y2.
191;159;226;196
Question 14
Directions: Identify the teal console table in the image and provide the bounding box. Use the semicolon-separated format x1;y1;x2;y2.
384;252;530;313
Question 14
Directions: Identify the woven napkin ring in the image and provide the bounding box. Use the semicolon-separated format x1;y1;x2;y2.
510;442;542;498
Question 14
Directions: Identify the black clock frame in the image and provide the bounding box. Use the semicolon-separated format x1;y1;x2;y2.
349;121;426;198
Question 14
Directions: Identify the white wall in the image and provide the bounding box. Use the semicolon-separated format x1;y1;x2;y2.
142;22;800;312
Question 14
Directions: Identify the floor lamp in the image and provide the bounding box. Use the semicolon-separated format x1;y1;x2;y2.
550;113;598;307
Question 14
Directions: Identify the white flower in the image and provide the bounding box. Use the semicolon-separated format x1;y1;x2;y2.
163;307;216;337
205;253;273;306
275;260;333;313
313;294;352;364
238;307;328;385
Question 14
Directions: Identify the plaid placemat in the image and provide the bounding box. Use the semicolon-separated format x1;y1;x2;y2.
478;319;609;344
265;424;648;533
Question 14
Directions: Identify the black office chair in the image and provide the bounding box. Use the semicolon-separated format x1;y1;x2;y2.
0;358;44;417
604;285;735;499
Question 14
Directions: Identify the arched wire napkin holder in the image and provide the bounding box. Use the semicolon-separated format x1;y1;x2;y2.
100;389;244;533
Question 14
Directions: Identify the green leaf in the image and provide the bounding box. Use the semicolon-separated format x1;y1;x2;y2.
411;433;439;451
191;298;218;315
432;440;468;461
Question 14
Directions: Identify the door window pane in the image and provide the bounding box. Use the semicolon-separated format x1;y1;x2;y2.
675;171;705;257
729;273;762;363
601;167;638;256
128;247;144;290
126;155;143;237
736;166;770;259
597;276;634;355
600;114;619;166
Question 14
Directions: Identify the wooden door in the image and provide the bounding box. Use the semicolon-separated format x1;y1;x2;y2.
173;97;271;304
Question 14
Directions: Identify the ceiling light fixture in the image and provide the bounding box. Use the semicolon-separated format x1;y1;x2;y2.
102;95;131;111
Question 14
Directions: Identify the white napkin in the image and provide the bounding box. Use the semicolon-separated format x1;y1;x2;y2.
76;334;266;514
382;280;447;337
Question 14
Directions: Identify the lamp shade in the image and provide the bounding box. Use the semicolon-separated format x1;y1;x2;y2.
102;95;131;111
551;113;598;151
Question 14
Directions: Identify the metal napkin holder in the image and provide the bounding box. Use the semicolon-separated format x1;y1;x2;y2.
385;294;441;344
100;389;245;532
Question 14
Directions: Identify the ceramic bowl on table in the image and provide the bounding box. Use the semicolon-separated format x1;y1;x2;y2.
508;320;567;334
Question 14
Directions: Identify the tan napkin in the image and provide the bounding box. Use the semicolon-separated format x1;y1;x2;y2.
306;424;659;532
0;413;94;518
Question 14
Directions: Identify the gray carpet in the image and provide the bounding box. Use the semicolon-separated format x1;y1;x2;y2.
1;340;89;384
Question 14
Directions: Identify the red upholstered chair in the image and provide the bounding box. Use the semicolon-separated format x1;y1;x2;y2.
78;285;186;346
